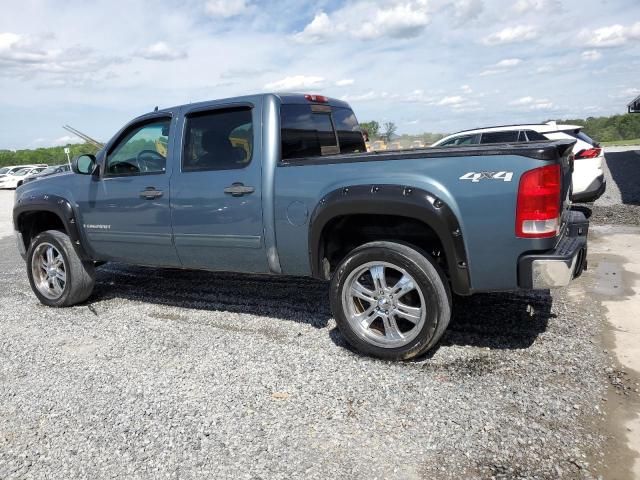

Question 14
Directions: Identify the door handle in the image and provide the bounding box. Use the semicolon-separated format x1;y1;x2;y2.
139;187;163;200
224;183;255;197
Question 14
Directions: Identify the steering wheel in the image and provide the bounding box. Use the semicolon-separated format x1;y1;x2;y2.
136;150;165;173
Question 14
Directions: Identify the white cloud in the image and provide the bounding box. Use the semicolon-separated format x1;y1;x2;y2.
264;75;324;91
52;135;79;146
205;0;250;18
581;50;602;61
579;22;640;48
0;31;121;82
137;42;187;61
451;0;484;23
482;25;538;45
509;96;554;110
0;32;21;50
438;96;464;106
293;12;332;44
513;0;559;13
608;87;640;100
341;91;379;102
479;58;522;75
496;58;522;67
294;2;430;43
461;85;472;94
335;78;355;87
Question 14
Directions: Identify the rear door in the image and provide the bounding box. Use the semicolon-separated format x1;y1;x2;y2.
170;101;268;273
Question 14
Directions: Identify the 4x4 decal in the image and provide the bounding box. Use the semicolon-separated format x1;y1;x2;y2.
459;171;513;183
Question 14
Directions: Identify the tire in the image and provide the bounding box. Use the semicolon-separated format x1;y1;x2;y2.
330;241;451;361
26;230;95;307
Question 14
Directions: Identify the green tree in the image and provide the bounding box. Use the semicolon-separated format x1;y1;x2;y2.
0;143;99;168
382;122;397;142
359;121;380;139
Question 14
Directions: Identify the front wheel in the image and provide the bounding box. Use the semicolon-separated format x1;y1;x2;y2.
330;241;451;360
26;230;95;307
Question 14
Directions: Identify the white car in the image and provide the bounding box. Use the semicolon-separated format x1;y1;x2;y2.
0;164;47;179
432;122;606;202
0;167;47;189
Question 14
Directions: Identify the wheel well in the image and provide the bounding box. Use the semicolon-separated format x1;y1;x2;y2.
17;211;66;250
318;214;448;280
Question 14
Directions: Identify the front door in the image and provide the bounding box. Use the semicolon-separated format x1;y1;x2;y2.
79;115;180;266
170;103;267;272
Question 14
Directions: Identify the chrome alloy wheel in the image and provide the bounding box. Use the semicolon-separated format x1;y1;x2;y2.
31;242;67;300
341;261;427;348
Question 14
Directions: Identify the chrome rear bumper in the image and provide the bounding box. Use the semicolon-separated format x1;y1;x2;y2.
518;211;588;289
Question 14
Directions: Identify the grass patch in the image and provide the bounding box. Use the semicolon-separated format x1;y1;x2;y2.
602;139;640;147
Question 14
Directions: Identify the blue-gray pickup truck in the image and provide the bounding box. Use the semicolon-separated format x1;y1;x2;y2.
13;93;589;360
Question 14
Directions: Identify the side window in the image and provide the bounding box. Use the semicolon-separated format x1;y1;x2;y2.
183;107;253;172
455;134;480;145
332;107;366;154
439;138;458;147
281;104;339;160
441;134;479;146
525;130;547;141
107;119;170;176
480;131;519;144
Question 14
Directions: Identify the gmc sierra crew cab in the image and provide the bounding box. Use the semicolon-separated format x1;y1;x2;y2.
13;93;589;360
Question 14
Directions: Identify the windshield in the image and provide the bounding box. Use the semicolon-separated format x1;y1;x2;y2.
13;168;30;176
41;167;56;175
0;167;9;175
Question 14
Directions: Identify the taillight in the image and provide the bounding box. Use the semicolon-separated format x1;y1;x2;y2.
516;164;561;238
304;94;329;103
575;147;601;159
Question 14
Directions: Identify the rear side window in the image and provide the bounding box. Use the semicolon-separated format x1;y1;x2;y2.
439;134;480;147
332;107;366;154
480;131;519;144
280;104;365;160
183;107;253;172
525;130;546;141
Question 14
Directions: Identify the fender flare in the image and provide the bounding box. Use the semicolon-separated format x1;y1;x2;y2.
308;184;472;295
13;193;94;261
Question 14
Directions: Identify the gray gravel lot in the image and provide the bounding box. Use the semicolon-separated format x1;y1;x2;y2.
1;147;638;479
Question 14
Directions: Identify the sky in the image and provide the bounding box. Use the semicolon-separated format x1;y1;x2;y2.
0;0;639;150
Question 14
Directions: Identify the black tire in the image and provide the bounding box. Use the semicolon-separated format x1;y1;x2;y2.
26;230;95;307
330;241;451;361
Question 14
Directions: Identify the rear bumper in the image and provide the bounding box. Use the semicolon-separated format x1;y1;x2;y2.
571;174;606;203
518;211;589;289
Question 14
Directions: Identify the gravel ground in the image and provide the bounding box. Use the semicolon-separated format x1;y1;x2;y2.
0;244;609;479
1;146;639;479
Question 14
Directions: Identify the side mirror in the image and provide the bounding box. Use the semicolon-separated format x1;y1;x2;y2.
71;154;97;175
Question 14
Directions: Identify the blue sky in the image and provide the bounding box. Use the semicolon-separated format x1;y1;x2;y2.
0;0;639;149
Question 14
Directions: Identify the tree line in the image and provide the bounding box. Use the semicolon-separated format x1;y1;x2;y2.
0;144;100;168
549;113;640;143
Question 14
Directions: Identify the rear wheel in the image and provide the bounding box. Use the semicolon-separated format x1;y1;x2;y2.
330;241;451;360
26;230;95;307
